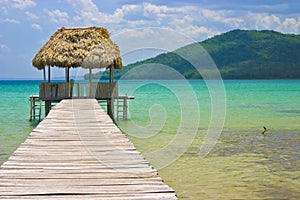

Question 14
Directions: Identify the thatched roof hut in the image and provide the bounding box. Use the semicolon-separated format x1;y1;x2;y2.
32;27;122;70
81;40;122;69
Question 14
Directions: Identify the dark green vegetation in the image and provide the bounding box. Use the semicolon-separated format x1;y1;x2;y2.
87;30;300;80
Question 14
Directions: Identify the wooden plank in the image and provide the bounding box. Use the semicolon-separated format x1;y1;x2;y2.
0;99;177;199
0;193;177;200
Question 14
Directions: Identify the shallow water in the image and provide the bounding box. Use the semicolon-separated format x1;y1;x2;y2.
165;130;300;199
0;80;299;199
117;80;300;199
0;80;39;163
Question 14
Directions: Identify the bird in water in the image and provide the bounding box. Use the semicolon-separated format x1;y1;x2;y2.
261;126;270;135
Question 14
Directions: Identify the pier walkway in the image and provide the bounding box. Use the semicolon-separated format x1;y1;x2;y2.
0;99;177;199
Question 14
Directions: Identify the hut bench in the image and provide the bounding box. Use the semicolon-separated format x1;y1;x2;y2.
39;82;118;100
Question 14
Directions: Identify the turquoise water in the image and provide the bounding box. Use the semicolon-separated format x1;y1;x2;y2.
0;80;40;163
0;80;299;199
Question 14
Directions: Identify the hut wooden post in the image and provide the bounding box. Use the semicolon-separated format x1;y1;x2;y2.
43;68;46;82
107;66;114;119
109;64;114;83
46;66;51;116
65;67;70;98
69;79;74;98
45;101;51;116
48;66;51;83
89;68;92;97
65;67;70;83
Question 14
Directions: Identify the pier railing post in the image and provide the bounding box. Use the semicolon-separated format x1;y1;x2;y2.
29;95;42;121
123;96;128;120
29;96;33;121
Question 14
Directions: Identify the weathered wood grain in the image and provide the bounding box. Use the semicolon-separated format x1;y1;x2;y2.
0;99;177;199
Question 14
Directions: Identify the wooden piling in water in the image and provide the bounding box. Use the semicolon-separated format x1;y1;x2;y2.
0;99;177;199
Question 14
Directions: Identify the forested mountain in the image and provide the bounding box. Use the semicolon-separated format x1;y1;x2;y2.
87;29;300;80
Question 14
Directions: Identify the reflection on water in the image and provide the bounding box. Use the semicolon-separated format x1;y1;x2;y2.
153;130;300;199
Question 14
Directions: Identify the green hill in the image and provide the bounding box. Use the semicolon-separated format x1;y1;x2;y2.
87;29;300;80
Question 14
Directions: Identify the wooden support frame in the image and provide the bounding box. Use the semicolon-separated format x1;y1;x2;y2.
48;66;51;83
43;68;46;82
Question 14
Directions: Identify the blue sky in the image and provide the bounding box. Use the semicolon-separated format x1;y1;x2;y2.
1;0;299;79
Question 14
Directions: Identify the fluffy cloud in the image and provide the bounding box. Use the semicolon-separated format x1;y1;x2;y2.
44;9;69;24
247;13;280;29
0;43;9;55
282;17;300;33
3;1;298;42
65;1;298;41
25;11;38;20
143;3;169;18
0;18;20;23
178;25;220;39
12;0;36;10
245;12;300;33
0;43;8;50
68;0;125;24
32;23;41;30
112;27;196;58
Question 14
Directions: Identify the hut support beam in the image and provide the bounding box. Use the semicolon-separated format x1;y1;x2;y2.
89;68;92;83
89;68;92;97
108;66;114;119
65;67;70;97
109;66;114;83
65;67;70;83
47;66;50;83
43;68;46;82
45;100;51;116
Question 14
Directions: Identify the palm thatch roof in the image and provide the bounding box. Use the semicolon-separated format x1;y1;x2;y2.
32;27;122;70
81;40;122;69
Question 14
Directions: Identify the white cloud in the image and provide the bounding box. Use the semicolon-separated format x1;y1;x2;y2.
201;8;224;21
32;23;41;30
282;17;300;33
245;12;300;33
66;0;99;22
143;3;168;17
1;5;8;15
68;0;124;24
176;24;220;40
25;11;38;20
112;28;195;56
63;1;300;41
0;18;20;23
0;44;8;49
247;13;280;30
44;9;69;24
0;43;9;54
240;3;289;13
12;0;36;10
67;0;98;13
119;4;139;13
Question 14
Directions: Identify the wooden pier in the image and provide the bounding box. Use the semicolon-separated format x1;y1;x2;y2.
0;99;177;199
